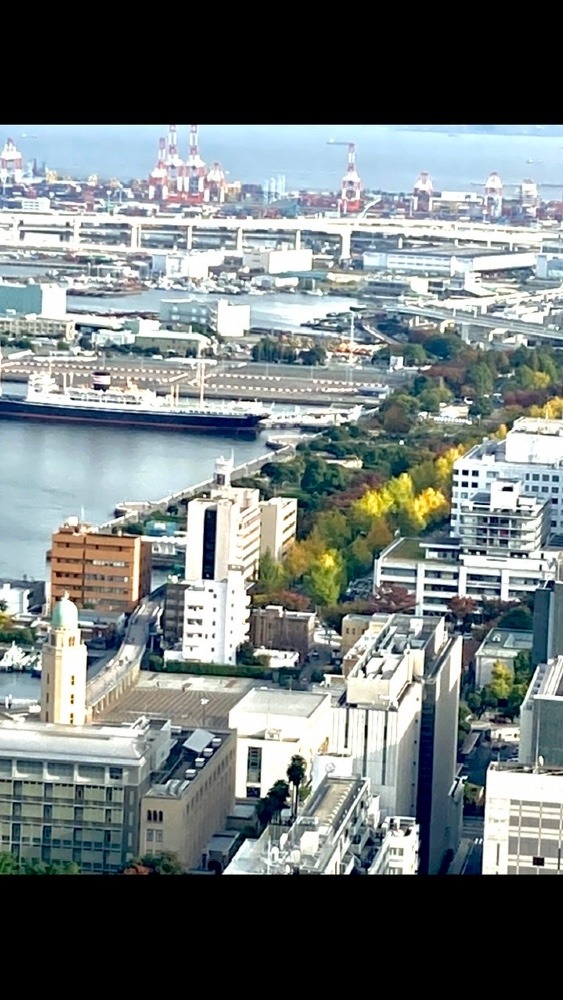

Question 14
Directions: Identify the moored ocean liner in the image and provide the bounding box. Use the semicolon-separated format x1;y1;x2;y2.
0;369;270;434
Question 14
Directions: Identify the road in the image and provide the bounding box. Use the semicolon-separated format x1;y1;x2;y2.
86;597;158;709
448;816;484;875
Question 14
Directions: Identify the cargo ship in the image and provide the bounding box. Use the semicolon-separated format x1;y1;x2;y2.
0;370;270;434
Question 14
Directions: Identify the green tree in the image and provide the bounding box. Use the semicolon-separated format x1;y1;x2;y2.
304;549;346;607
258;549;285;591
301;457;330;494
267;780;290;822
0;851;21;874
23;860;80;875
314;509;351;550
286;755;307;820
466;362;495;396
513;650;532;686
498;605;533;631
133;851;184;874
489;661;512;702
381;405;415;436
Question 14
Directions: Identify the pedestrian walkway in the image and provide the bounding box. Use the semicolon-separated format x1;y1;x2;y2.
448;838;472;875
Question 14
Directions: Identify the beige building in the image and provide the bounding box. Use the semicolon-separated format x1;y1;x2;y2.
48;517;152;614
40;594;87;726
228;688;332;800
140;729;236;871
340;614;374;657
0;314;76;341
249;604;315;662
259;497;298;562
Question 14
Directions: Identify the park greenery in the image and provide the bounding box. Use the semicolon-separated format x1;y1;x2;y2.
0;852;79;874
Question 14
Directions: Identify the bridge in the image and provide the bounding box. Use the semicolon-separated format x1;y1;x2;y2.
387;299;563;345
0;209;554;259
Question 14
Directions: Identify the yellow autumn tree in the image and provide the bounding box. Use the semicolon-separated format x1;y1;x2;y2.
435;445;467;489
283;534;325;584
529;397;563;420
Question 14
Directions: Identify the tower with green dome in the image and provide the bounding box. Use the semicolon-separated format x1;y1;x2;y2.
40;592;87;726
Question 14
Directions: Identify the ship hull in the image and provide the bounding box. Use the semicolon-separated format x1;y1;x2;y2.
0;396;265;434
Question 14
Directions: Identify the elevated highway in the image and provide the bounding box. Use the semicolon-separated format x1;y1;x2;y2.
0;209;553;258
387;300;563;345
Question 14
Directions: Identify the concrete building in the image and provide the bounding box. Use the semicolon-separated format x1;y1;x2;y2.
160;298;251;338
362;247;536;278
259;496;298;562
228;688;332;800
176;458;297;665
483;762;563;875
179;567;250;665
134;329;211;357
40;594;87;727
329;613;463;875
474;628;533;689
224;774;419;875
0;281;66;318
242;248;313;275
149;249;225;279
48;517;152;614
0;714;174;872
0;314;76;342
532;579;563;667
139;727;236;872
451;418;563;536
519;656;563;768
249;604;315;663
340;613;378;657
185;494;262;585
375;480;562;616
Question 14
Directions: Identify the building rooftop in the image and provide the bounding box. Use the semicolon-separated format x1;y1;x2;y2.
0;716;170;765
145;728;231;799
476;628;533;658
230;688;329;719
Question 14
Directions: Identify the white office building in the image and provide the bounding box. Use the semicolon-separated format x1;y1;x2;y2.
228;688;332;800
180;566;250;665
483;762;563;875
328;612;463;874
375;480;563;615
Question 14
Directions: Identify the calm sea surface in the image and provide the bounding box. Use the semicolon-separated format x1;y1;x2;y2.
3;124;563;197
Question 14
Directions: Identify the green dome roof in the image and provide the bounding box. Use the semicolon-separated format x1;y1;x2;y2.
51;593;79;630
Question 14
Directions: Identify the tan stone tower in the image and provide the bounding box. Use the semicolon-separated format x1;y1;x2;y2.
40;592;87;726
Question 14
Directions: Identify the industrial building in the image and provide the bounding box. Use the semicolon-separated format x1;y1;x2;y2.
0;281;67;318
482;762;563;875
149;249;225;280
328;612;463;875
48;517;152;615
362;247;537;277
242;248;314;275
228;688;332;800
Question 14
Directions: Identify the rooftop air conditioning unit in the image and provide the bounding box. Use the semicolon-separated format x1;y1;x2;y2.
195;758;205;768
185;769;197;779
266;728;281;740
203;748;213;757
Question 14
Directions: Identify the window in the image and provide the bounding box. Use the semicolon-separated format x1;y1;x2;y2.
146;829;154;843
71;676;75;686
533;856;545;867
155;830;163;844
70;695;74;705
247;746;262;785
68;637;75;648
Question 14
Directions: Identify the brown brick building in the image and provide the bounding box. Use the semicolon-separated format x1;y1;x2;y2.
48;518;152;614
249;604;315;662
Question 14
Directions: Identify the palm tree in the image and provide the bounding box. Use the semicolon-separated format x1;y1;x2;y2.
287;755;307;820
267;780;290;823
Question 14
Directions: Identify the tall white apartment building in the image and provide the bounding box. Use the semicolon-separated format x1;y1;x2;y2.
451;418;563;536
375;480;563;615
483;762;563;875
178;456;298;664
